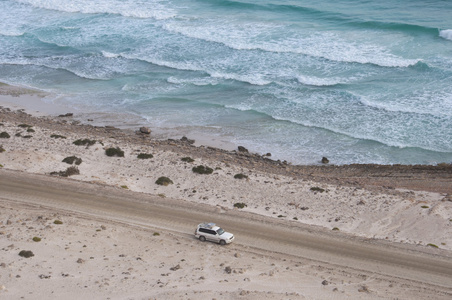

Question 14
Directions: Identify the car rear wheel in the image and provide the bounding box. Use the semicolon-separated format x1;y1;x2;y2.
199;236;206;242
219;240;226;245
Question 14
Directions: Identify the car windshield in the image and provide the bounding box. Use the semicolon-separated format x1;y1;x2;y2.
216;228;225;235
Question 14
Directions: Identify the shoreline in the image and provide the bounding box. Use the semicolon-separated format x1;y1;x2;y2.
1;90;452;248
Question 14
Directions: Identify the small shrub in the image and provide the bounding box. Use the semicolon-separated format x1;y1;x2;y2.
137;153;153;159
22;135;32;139
181;157;194;163
51;166;80;177
51;134;67;139
62;156;82;165
233;202;247;209
153;232;160;236
278;215;286;218
54;220;63;224
32;237;41;242
293;217;298;220
310;187;325;193
0;146;5;153
0;164;3;168
0;132;10;138
121;185;128;189
427;243;439;248
27;128;35;133
105;147;124;157
158;193;166;198
73;138;96;146
19;250;34;258
234;173;248;179
15;133;21;137
18;124;32;128
155;176;173;186
192;165;213;175
421;205;429;209
332;227;340;231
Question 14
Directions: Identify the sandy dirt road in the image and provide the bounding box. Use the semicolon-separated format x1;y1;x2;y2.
1;169;452;294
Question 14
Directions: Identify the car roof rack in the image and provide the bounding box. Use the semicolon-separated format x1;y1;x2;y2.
200;222;216;229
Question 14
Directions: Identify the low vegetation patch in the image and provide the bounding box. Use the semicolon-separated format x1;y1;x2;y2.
50;166;80;177
19;250;34;258
50;134;67;139
73;138;96;146
105;147;124;157
137;153;153;159
155;176;173;186
233;202;247;209
0;132;10;138
192;165;213;175
62;156;82;165
181;157;194;163
234;173;248;179
427;243;439;248
18;124;32;128
0;164;3;168
158;193;166;198
22;135;33;139
0;145;5;153
153;232;160;236
310;187;326;193
32;237;41;242
121;185;128;189
421;205;429;209
27;128;35;133
54;220;63;225
332;227;340;231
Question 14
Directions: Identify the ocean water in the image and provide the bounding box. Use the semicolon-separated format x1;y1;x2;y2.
1;0;451;165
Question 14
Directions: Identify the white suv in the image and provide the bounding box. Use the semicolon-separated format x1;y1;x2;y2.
195;223;234;245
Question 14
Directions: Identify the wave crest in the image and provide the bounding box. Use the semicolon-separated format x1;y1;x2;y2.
15;0;176;20
440;29;452;41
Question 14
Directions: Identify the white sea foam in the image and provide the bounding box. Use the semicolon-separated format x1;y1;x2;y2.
163;20;420;68
101;51;120;58
16;0;176;20
167;76;219;86
439;29;452;41
296;75;344;87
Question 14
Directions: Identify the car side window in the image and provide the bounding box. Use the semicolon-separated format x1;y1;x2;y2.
199;228;208;234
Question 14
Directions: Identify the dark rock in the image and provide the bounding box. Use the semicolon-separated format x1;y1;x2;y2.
181;136;195;144
238;146;248;153
58;113;73;117
139;127;151;134
322;280;329;286
321;157;329;164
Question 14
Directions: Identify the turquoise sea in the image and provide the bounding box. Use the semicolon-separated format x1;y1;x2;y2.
1;0;451;165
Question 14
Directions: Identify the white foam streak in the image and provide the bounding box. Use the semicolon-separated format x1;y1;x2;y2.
15;0;176;20
439;29;452;41
296;75;344;86
167;76;219;86
101;51;120;59
163;21;419;68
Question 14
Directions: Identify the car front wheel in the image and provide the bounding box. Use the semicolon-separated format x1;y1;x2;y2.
199;236;206;242
219;240;226;245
